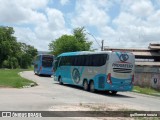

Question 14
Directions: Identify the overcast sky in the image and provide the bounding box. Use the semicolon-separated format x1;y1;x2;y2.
0;0;160;51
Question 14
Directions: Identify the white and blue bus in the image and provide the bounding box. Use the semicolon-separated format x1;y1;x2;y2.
34;54;54;76
53;51;135;94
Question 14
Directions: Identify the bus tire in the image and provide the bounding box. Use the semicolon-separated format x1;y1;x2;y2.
59;77;63;85
89;81;95;93
110;91;117;95
83;80;89;91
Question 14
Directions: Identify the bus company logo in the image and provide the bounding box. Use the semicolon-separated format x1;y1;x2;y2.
72;68;80;84
118;53;129;62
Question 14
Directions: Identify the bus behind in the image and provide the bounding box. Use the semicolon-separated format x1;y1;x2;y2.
34;55;54;76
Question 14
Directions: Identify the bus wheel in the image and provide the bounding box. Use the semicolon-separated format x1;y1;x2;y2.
110;91;117;95
59;77;63;85
89;81;95;93
83;80;89;91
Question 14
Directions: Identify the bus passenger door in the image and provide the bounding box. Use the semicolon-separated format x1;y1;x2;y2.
58;57;67;82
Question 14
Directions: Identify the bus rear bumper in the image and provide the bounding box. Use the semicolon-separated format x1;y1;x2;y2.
104;85;133;91
39;70;53;76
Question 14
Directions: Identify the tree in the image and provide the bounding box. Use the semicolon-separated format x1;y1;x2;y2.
18;43;38;69
49;35;78;56
73;27;92;51
49;27;92;56
0;26;19;68
0;26;38;69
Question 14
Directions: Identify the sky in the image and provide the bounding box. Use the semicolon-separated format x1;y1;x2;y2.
0;0;160;51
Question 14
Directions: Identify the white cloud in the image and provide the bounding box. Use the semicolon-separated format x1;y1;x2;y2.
14;27;41;49
99;0;160;49
17;0;49;9
148;10;160;26
0;0;72;51
13;6;71;51
0;0;48;24
1;0;160;51
72;0;110;28
71;0;156;49
46;8;65;30
130;0;154;17
60;0;70;5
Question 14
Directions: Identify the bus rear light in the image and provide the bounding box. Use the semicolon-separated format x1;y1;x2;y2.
107;73;112;84
40;66;42;71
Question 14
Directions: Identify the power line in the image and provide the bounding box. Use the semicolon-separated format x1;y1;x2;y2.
87;32;101;47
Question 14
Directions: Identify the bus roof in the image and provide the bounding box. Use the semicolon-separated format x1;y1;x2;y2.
37;54;54;57
58;51;112;57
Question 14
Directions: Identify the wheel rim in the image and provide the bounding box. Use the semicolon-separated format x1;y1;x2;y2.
90;82;94;92
84;81;88;90
59;77;63;84
110;91;117;94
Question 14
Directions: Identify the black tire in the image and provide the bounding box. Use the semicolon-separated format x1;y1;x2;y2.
59;77;63;85
83;80;89;91
89;81;95;93
106;91;117;95
110;91;117;95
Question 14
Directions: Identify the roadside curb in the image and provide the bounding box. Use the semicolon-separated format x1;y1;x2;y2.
23;83;37;88
18;71;38;88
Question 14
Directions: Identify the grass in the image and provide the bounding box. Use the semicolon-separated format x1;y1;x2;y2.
133;86;160;96
27;65;34;71
0;69;36;88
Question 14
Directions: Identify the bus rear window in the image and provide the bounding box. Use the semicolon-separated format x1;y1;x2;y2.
42;55;53;67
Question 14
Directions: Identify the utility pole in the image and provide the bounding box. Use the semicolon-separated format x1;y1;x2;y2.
101;40;104;51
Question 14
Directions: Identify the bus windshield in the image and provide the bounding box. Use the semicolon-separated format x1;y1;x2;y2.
42;55;53;67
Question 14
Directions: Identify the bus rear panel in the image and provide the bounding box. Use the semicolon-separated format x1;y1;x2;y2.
34;55;54;76
106;51;134;91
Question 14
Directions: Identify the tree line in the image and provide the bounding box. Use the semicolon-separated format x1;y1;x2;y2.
0;26;92;69
0;26;37;69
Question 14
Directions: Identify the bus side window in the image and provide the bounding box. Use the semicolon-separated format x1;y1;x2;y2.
74;56;78;66
85;55;92;66
70;56;74;66
59;57;64;66
92;55;98;66
53;57;60;71
65;56;72;66
71;56;74;66
78;55;85;66
96;54;108;66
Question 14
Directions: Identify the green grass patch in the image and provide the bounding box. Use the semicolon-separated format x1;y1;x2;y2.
27;65;34;71
0;69;36;88
133;86;160;96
